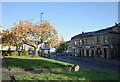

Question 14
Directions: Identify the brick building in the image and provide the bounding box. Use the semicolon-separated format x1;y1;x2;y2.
71;23;120;59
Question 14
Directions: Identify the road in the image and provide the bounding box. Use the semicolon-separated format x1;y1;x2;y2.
50;55;120;74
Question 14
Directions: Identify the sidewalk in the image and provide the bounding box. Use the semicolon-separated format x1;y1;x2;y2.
60;55;120;65
2;58;11;81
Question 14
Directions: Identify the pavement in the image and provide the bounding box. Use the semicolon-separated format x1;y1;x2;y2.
2;58;11;81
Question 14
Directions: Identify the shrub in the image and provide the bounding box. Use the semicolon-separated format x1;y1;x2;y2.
29;47;34;50
20;51;29;56
11;51;18;56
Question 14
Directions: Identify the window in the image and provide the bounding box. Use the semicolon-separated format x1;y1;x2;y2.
79;40;82;45
74;49;76;53
82;39;85;45
86;39;89;45
103;36;107;44
97;37;100;44
91;38;94;44
74;41;76;45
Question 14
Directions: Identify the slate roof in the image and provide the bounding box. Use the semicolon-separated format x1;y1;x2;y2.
71;24;120;39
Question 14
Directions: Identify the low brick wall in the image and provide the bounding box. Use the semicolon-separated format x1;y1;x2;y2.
10;67;72;72
10;65;80;72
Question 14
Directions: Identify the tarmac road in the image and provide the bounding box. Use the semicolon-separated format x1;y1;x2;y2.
52;55;120;74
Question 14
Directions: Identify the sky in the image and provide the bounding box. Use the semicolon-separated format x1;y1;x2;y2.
1;2;118;41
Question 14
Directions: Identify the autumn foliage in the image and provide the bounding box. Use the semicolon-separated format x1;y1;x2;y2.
2;19;60;56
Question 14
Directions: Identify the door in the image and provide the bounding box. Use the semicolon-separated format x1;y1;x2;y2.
104;48;107;58
82;49;84;57
91;50;94;57
96;48;101;58
86;49;89;57
79;49;81;57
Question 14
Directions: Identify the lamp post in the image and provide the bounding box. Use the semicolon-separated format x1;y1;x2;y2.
40;13;44;57
41;13;44;25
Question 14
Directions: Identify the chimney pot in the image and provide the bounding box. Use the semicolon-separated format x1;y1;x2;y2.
115;22;118;25
82;31;85;33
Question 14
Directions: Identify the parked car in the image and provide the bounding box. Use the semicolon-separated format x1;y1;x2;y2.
65;51;72;55
75;53;79;57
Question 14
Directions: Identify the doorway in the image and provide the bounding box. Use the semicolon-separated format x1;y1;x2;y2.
86;49;89;57
104;48;107;58
82;49;84;57
91;50;94;57
96;48;102;58
79;49;81;57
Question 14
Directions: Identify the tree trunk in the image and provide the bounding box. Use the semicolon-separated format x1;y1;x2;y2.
34;44;42;57
9;52;11;56
34;48;39;57
41;49;43;57
18;51;21;56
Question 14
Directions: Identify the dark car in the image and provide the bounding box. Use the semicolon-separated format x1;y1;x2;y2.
66;51;72;56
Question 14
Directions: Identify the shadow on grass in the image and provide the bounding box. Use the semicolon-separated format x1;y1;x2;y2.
14;69;119;80
52;69;119;80
5;57;73;70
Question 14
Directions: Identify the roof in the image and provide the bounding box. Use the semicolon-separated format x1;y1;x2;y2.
65;40;71;43
71;24;120;39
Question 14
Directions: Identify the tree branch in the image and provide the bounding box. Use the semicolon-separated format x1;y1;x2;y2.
22;39;36;49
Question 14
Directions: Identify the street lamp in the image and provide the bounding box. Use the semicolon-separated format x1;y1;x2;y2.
40;13;44;56
41;13;44;24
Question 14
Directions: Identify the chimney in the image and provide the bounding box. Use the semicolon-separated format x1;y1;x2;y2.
115;22;118;26
82;31;85;33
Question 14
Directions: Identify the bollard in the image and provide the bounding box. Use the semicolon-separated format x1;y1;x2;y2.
71;65;80;71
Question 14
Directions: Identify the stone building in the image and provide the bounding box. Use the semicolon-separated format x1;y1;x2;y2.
71;23;120;59
0;26;2;55
65;40;72;52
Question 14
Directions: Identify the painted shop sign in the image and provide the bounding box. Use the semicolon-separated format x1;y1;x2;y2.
96;44;101;48
84;46;91;49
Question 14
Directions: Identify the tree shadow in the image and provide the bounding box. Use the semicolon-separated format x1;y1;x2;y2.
52;69;119;80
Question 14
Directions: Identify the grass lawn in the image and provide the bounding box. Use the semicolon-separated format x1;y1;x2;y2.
15;69;119;80
4;56;74;70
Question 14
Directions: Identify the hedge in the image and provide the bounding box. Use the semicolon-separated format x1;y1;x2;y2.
11;51;29;56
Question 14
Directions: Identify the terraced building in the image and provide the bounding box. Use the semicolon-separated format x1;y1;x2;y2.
71;23;120;59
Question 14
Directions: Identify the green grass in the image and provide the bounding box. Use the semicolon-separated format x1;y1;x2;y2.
4;56;74;70
15;69;119;80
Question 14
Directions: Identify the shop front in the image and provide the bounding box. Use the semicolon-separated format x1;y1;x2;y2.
84;46;91;57
103;48;107;58
96;44;102;58
91;50;94;57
